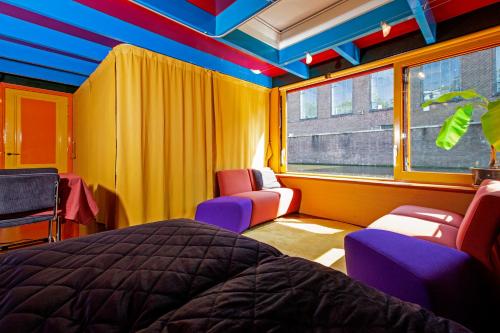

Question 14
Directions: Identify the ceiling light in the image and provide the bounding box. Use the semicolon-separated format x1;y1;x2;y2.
417;71;426;80
250;69;262;74
305;53;313;65
381;21;391;38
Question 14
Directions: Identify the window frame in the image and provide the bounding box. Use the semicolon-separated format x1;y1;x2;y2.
277;27;500;185
299;88;318;120
330;78;353;116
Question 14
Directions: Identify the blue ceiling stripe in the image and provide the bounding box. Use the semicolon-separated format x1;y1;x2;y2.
0;57;87;85
222;30;309;79
279;0;414;64
407;0;436;44
132;0;214;34
215;0;273;36
0;38;98;76
332;42;360;66
0;14;110;62
1;0;272;87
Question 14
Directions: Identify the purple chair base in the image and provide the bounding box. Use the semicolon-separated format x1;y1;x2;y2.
345;229;490;332
195;196;252;233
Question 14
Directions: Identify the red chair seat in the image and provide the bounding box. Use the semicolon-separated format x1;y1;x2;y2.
232;191;280;227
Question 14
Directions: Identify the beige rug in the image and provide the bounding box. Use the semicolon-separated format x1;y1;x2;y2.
243;214;362;274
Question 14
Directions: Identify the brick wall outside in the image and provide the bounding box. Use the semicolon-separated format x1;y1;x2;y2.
287;48;499;172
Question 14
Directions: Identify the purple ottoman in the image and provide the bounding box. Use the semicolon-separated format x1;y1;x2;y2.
195;196;252;233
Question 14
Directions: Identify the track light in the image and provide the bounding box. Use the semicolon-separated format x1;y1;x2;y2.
305;52;313;65
380;21;391;38
250;69;262;74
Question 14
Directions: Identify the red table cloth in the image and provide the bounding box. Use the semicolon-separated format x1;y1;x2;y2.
59;173;99;225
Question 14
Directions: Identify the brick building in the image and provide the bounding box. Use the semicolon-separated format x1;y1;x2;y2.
286;47;500;176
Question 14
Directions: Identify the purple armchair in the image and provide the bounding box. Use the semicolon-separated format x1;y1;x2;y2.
345;180;500;332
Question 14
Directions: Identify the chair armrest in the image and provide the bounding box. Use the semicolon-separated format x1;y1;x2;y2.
345;229;484;330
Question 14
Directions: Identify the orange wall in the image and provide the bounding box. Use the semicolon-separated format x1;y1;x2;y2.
278;175;475;227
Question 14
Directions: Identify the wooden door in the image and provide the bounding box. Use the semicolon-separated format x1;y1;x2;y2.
3;88;69;172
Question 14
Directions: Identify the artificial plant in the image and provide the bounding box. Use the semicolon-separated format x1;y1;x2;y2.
422;89;500;168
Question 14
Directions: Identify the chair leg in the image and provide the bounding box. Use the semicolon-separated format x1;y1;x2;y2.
56;217;61;242
48;219;53;243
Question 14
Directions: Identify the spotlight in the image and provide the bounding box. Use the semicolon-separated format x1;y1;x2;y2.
305;52;313;65
250;69;262;74
381;21;391;38
417;71;426;80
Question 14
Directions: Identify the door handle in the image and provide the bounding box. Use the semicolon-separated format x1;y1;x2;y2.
6;152;20;156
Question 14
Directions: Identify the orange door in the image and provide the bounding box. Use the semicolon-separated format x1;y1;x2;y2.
4;88;69;172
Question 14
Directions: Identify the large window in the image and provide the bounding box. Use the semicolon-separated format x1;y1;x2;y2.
371;69;394;110
496;47;500;94
300;88;318;119
331;79;353;115
422;58;461;103
405;47;498;174
286;68;394;178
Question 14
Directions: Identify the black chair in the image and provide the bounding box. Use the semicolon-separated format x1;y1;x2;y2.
0;168;60;251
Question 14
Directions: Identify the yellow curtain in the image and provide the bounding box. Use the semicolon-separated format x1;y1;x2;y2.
74;45;271;228
213;72;270;170
73;55;117;227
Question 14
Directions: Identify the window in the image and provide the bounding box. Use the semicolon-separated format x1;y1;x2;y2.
371;69;394;110
496;47;500;94
300;88;318;119
286;68;394;178
331;79;353;115
422;58;461;103
405;47;498;174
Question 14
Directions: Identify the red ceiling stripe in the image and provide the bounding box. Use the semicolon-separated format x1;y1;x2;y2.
187;0;237;15
76;0;285;77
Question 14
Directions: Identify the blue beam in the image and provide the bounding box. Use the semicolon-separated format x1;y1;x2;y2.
216;0;273;36
0;39;98;76
1;0;272;87
0;14;110;62
406;0;436;44
279;0;414;65
0;57;87;86
332;42;360;65
131;0;214;34
222;30;309;79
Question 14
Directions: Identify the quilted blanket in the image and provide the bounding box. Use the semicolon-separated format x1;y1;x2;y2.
0;219;469;332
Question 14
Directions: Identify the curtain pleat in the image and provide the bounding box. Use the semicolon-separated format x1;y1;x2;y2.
74;45;270;228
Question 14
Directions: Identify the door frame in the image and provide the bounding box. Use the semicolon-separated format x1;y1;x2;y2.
0;83;73;171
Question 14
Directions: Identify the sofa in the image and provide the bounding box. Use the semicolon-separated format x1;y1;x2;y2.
195;168;301;233
345;179;500;332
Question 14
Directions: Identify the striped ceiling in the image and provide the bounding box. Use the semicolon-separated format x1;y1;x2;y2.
0;0;496;88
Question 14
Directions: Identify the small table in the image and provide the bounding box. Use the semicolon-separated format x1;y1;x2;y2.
58;173;99;238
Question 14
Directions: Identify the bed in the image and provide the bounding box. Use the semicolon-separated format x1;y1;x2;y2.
0;219;469;332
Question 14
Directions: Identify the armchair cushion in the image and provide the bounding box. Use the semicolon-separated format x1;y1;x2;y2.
391;205;463;228
345;229;485;331
368;213;458;248
232;191;280;227
217;169;253;196
263;187;301;216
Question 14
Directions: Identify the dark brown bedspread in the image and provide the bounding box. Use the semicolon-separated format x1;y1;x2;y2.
0;219;470;332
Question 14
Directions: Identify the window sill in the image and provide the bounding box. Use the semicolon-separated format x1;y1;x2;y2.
277;172;476;193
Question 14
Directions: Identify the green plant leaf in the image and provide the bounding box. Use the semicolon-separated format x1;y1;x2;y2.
421;89;485;108
481;99;500;150
435;104;474;150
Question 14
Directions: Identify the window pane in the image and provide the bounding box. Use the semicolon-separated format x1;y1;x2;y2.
300;88;318;119
496;47;500;93
286;68;394;178
371;70;394;110
406;47;498;173
331;79;353;115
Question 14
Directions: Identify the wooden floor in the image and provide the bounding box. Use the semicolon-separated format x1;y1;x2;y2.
244;214;362;274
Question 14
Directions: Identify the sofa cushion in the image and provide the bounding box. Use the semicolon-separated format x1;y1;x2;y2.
391;205;463;229
369;214;458;248
232;191;280;227
217;169;252;196
263;188;301;216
